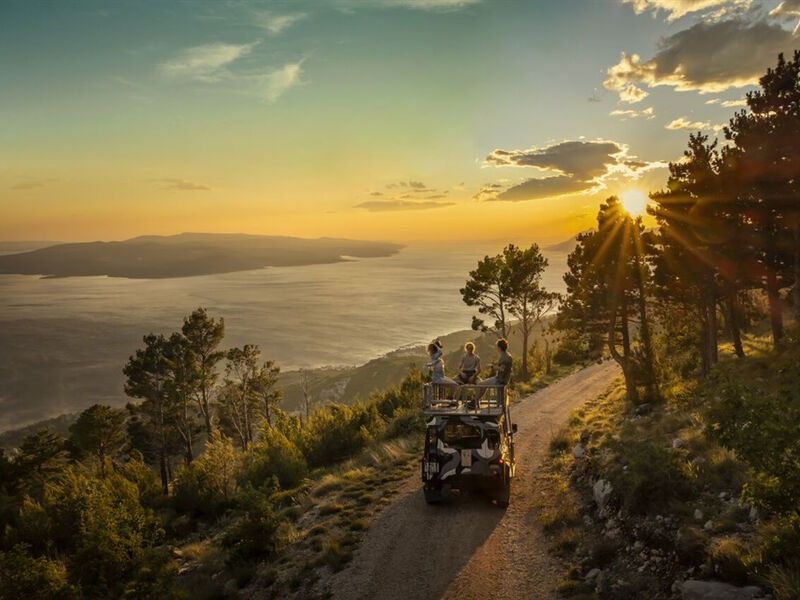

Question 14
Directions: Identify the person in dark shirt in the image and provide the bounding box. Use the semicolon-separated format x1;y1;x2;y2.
476;338;512;401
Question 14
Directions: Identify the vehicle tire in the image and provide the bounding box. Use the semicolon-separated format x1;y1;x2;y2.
496;477;511;508
424;485;442;504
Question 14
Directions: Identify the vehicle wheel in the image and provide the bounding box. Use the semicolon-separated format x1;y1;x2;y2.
496;477;511;508
424;485;442;504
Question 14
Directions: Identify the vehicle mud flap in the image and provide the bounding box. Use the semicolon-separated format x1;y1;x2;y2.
424;485;443;504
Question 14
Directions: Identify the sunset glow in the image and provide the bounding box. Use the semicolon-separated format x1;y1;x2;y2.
620;189;650;217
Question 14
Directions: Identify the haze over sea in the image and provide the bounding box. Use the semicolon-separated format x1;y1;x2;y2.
0;243;568;432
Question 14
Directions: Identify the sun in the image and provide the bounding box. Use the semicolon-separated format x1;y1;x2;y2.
620;189;649;217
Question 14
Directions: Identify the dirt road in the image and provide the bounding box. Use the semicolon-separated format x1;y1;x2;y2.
328;360;620;600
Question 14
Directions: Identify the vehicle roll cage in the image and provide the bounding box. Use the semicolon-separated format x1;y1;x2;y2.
422;383;508;417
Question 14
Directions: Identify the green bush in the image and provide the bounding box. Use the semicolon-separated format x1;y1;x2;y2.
708;538;749;585
0;544;76;600
705;349;800;514
606;437;691;514
553;333;587;366
173;433;239;516
244;427;308;490
299;402;384;468
224;490;283;560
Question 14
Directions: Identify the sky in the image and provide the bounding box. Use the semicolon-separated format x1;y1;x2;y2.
2;0;800;244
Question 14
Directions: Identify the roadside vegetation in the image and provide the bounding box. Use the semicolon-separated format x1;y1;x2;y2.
0;292;575;600
538;52;800;600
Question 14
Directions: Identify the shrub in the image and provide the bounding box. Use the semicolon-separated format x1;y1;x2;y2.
44;467;164;598
299;403;383;468
708;538;749;585
244;427;308;490
766;561;800;600
224;490;283;560
0;544;76;600
605;437;691;514
173;432;239;516
705;352;800;514
553;333;587;366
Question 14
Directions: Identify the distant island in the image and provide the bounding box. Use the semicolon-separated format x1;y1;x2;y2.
0;233;404;279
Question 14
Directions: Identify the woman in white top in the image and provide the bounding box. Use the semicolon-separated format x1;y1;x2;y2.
425;340;459;398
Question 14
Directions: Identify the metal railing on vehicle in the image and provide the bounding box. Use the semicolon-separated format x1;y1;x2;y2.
422;383;507;415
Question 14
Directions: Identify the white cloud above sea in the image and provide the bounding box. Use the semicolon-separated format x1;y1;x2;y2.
159;42;256;81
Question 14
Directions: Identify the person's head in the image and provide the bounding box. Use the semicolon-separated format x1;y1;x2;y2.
464;342;475;354
496;338;508;353
427;343;439;356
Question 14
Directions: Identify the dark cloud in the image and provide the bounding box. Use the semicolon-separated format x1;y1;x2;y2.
605;18;798;96
493;176;589;202
11;178;59;190
354;199;455;212
370;191;383;196
385;180;428;189
480;139;664;202
485;140;625;180
156;178;212;191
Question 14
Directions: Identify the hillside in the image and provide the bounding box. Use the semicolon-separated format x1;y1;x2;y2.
0;233;403;279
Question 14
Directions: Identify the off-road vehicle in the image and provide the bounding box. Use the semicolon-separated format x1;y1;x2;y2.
420;383;516;506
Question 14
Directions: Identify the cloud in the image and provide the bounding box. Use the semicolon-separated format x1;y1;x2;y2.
620;0;751;22
339;0;481;10
159;42;255;81
664;116;724;130
385;180;428;189
770;0;800;34
721;98;747;107
610;106;655;119
482;140;663;202
253;12;307;34
156;178;212;191
604;18;798;97
262;61;304;102
10;178;59;190
354;199;455;211
472;183;504;201
619;83;650;104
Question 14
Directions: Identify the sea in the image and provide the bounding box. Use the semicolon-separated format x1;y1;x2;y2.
0;243;569;431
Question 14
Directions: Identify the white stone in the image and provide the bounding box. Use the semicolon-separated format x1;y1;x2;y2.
694;509;704;520
593;479;613;513
585;568;601;583
573;443;585;459
673;438;685;449
680;580;764;600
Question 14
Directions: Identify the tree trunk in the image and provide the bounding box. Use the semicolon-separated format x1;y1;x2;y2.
185;430;194;465
520;318;530;380
544;338;552;375
608;304;638;403
794;219;800;324
766;268;784;347
705;285;718;368
159;451;168;495
723;291;745;358
202;390;212;438
620;298;631;358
